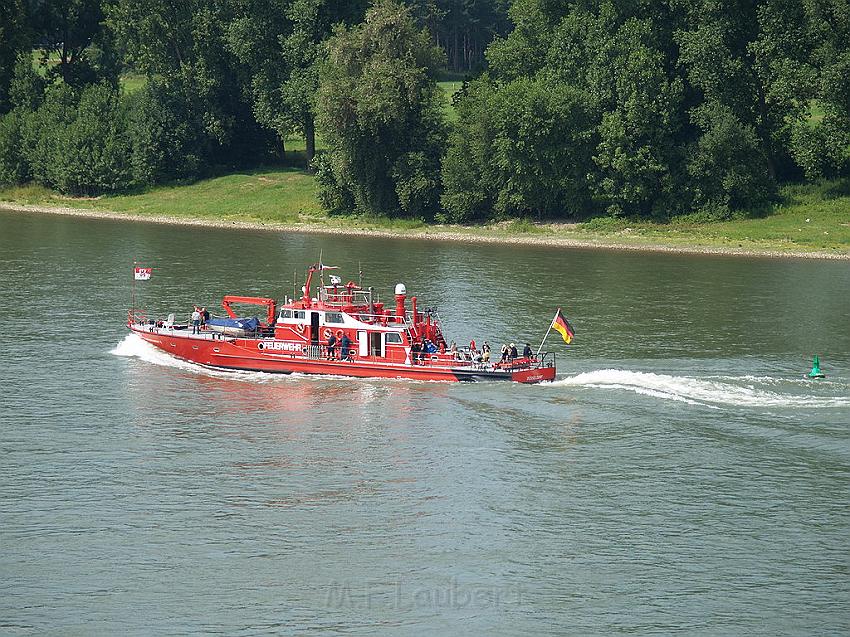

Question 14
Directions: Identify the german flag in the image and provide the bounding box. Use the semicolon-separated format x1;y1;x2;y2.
551;309;575;344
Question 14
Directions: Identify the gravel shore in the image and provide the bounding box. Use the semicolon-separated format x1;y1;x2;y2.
3;202;848;260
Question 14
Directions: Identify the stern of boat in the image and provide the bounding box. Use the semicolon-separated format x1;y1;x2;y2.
511;365;556;383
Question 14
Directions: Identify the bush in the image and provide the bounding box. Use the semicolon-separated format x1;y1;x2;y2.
441;75;594;223
9;54;46;112
791;116;850;181
687;105;777;216
0;109;28;185
127;81;204;185
20;84;78;189
311;152;354;215
57;82;132;194
20;83;132;196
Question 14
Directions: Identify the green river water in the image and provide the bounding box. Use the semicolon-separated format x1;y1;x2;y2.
1;209;849;635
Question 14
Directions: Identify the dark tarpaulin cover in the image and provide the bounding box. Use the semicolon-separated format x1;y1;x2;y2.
207;317;260;331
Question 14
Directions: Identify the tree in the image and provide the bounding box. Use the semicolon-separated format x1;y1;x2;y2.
30;0;115;86
406;0;512;72
225;0;368;165
0;110;28;185
316;0;446;217
441;74;594;221
444;0;829;220
687;103;777;215
9;53;47;111
0;0;31;113
20;82;132;195
127;80;205;184
107;0;275;169
792;0;850;179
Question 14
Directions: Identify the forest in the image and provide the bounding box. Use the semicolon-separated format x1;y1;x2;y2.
0;0;848;223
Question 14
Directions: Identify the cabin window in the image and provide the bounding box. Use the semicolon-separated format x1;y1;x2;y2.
293;310;306;319
279;310;292;319
325;312;344;324
385;332;402;344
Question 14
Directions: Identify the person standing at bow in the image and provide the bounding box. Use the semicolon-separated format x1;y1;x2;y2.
191;307;201;334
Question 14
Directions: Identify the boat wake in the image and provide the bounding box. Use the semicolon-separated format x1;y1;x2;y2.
110;334;429;385
110;333;279;382
550;369;850;409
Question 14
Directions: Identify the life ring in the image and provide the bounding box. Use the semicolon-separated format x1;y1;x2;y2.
322;327;333;340
295;323;305;334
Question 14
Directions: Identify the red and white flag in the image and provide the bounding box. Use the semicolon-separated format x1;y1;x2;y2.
134;266;152;281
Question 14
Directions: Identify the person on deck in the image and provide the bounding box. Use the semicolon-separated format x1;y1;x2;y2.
469;338;476;352
411;340;422;364
523;343;533;358
340;334;351;361
500;344;509;362
191;307;201;334
202;307;210;327
509;343;518;359
327;333;337;360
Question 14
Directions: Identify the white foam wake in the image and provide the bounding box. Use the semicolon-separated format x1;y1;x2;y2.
111;333;200;371
550;369;850;409
110;333;281;382
109;334;423;385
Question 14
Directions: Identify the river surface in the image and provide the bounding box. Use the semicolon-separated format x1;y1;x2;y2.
1;209;849;636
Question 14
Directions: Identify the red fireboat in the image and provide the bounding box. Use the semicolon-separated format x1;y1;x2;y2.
128;264;557;383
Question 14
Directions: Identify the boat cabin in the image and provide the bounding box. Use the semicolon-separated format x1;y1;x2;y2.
265;264;448;364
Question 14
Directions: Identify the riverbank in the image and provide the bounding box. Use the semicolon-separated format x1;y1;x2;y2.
2;174;849;259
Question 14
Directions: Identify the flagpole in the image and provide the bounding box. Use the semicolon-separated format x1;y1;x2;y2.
536;307;560;358
132;260;137;321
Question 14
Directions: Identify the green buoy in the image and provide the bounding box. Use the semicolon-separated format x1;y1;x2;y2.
807;355;826;379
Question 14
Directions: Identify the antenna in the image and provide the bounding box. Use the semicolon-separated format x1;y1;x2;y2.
293;270;297;302
318;249;324;287
359;261;363;288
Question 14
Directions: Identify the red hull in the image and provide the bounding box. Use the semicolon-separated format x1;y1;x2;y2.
130;325;556;383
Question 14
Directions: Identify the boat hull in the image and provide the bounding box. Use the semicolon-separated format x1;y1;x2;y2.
130;326;555;383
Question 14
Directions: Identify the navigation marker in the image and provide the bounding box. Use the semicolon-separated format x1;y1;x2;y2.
807;355;826;379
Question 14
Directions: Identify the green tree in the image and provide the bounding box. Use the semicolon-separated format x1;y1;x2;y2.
406;0;512;72
0;0;31;113
225;0;368;165
316;0;446;217
792;0;850;178
20;82;132;195
0;109;29;184
30;0;117;86
9;53;47;111
442;74;593;221
445;0;829;220
127;80;205;184
107;0;275;169
687;104;776;215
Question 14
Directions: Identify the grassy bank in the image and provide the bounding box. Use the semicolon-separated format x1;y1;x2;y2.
0;167;323;224
2;169;848;257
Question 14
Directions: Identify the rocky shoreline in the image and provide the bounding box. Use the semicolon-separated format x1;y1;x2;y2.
3;202;848;260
